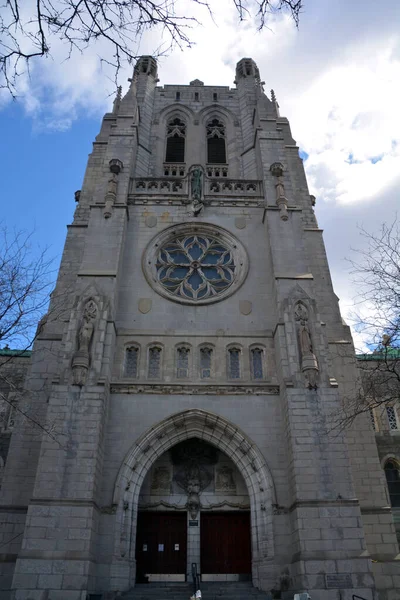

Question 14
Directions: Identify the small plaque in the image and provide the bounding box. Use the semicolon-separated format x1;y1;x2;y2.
174;544;180;551
189;520;198;527
325;574;352;589
158;544;164;552
143;544;147;552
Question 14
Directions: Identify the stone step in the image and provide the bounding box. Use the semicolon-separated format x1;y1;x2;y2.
120;582;272;600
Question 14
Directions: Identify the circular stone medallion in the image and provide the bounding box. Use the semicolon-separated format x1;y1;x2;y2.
143;223;248;305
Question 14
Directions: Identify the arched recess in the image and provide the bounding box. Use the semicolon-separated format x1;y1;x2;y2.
198;106;240;176
152;104;196;175
110;409;276;589
381;455;400;508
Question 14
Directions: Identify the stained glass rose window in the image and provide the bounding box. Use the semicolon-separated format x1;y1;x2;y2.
143;224;248;305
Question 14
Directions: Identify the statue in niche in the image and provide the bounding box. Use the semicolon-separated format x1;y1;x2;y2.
72;299;98;386
151;466;171;493
216;466;236;492
186;467;201;519
190;168;203;216
172;439;215;519
294;302;319;390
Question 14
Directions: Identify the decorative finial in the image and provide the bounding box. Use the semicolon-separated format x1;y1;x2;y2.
271;89;276;103
112;86;122;114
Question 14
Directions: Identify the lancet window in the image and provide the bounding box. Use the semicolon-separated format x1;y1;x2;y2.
228;348;241;379
207;119;226;164
148;346;162;379
124;346;139;378
166;118;186;163
384;460;400;507
369;408;377;431
176;347;190;379
251;347;264;380
386;406;398;430
200;347;213;379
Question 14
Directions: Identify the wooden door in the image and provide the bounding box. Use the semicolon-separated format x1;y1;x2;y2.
200;512;251;574
136;512;187;576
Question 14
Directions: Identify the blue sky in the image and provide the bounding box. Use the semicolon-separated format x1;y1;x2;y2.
1;0;400;350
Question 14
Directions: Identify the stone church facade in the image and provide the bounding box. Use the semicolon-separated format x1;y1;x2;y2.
1;57;400;599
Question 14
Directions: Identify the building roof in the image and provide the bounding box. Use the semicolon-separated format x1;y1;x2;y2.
0;348;32;357
356;347;400;361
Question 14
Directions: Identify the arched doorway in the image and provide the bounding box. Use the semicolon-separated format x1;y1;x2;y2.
111;409;275;590
135;438;251;581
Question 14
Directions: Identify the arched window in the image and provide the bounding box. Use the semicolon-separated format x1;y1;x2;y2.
176;347;190;379
251;347;264;380
148;346;162;379
124;346;139;378
228;347;241;379
384;460;400;507
165;118;186;163
207;119;226;164
386;406;398;430
200;347;213;379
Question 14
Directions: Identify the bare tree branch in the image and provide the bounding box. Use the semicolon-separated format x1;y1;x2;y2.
0;0;303;96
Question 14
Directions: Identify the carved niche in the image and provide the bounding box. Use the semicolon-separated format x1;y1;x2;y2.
151;466;172;494
215;465;236;493
294;301;319;390
71;299;98;386
172;439;216;519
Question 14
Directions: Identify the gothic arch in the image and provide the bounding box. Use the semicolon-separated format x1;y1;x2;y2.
198;104;236;127
158;103;195;125
111;408;276;588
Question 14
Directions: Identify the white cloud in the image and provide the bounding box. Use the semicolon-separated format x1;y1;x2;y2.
2;0;400;347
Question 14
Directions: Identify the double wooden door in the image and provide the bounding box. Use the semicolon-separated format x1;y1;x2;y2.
136;512;187;576
200;511;251;574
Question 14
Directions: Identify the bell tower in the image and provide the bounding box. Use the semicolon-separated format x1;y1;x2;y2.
1;57;399;600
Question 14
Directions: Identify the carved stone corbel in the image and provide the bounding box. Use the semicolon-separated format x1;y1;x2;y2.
104;158;123;219
270;162;288;221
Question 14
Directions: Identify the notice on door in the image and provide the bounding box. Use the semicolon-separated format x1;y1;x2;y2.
142;544;147;552
174;544;179;551
158;544;164;552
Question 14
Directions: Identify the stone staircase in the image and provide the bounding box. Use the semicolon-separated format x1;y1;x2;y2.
120;582;273;600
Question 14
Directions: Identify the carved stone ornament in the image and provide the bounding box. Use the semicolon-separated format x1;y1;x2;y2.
190;166;204;216
216;466;236;492
270;162;284;178
172;439;214;519
270;162;288;221
294;302;319;390
151;466;171;493
71;299;98;386
104;159;123;219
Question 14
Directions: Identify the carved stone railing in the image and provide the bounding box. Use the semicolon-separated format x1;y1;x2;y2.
163;163;186;177
129;176;263;201
206;165;229;178
205;179;263;197
130;177;188;195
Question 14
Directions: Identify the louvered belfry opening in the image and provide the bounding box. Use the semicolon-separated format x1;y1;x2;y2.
165;118;186;163
207;119;226;164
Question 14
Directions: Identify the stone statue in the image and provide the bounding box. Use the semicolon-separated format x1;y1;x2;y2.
190;168;204;216
216;466;236;492
191;168;202;200
186;467;201;519
151;466;171;493
72;299;98;386
294;302;319;390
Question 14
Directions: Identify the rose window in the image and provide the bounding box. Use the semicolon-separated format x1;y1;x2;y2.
143;224;248;305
